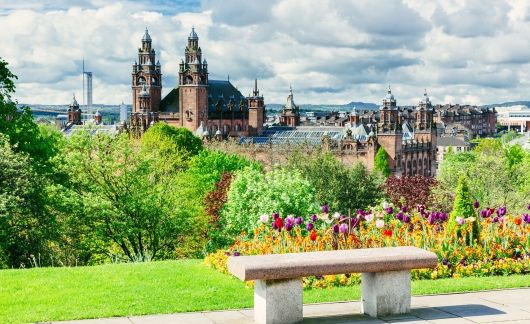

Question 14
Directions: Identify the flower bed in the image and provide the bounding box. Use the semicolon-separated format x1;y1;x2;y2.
205;203;530;288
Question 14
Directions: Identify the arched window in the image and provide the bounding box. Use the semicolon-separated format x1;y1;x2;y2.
235;124;241;132
185;75;193;84
137;76;146;85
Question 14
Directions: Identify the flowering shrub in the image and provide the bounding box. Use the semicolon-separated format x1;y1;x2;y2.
220;168;318;238
205;202;530;288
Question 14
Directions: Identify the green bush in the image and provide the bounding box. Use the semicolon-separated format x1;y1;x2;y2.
374;146;391;177
287;150;383;213
221;167;318;238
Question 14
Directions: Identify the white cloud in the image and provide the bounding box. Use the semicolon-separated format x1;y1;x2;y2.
0;0;529;106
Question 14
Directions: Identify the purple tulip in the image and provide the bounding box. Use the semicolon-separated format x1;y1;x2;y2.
402;215;411;223
385;207;394;214
492;216;499;223
350;216;361;228
306;222;314;231
272;222;278;230
321;204;329;214
233;251;240;257
311;214;318;222
273;213;280;220
339;223;349;234
523;214;530;224
332;224;340;233
473;200;480;209
285;215;295;226
442;258;449;266
396;212;404;221
480;209;489;218
285;223;293;231
417;205;426;213
427;213;436;225
527;204;530;210
497;206;507;217
295;217;303;225
401;206;408;213
439;213;448;222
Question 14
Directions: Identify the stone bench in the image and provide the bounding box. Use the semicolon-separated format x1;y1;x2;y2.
227;246;438;324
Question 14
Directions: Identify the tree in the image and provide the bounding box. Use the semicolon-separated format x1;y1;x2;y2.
448;175;479;241
374;146;391;177
61;131;190;262
173;149;260;255
141;122;202;171
0;135;53;268
287;150;382;213
0;58;62;172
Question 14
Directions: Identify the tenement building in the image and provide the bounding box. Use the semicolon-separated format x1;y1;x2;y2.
433;104;496;138
128;28;265;138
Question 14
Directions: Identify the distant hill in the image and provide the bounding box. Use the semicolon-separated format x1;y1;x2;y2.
481;101;530;108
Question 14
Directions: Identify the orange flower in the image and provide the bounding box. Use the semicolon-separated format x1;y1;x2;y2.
383;229;393;237
514;217;522;226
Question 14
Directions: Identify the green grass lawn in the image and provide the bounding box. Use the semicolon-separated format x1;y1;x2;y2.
1;260;529;323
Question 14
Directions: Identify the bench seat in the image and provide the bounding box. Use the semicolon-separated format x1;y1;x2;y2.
228;246;437;281
227;246;438;324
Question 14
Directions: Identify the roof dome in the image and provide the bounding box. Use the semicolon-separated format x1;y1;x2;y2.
189;27;198;39
385;85;394;100
71;94;79;107
142;28;151;42
421;89;430;105
215;129;222;136
95;110;102;117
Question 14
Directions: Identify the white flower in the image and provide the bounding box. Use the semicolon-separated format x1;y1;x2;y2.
364;213;374;222
259;214;269;223
456;217;465;225
382;202;390;209
333;212;341;219
465;217;476;223
376;219;385;228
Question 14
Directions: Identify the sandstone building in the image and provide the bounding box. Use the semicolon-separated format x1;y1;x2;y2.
128;28;265;138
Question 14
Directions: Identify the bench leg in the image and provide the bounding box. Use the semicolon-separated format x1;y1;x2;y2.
361;270;411;318
254;278;303;324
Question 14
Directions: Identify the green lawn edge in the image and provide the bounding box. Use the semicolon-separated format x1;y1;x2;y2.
1;259;529;323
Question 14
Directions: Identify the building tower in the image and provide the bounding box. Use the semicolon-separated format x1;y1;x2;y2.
279;86;300;127
67;94;82;125
414;89;437;176
178;27;209;131
132;28;162;114
376;86;402;174
248;79;265;135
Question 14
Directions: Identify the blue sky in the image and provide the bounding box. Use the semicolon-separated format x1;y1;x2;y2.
1;0;530;106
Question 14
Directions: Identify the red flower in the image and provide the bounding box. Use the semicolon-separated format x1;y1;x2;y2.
383;229;393;237
514;217;522;226
309;230;317;241
275;217;283;229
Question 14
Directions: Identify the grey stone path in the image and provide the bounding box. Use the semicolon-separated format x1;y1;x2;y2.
51;288;530;324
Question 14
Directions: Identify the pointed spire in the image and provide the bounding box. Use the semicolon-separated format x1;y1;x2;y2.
189;26;198;39
71;93;79;107
142;27;151;42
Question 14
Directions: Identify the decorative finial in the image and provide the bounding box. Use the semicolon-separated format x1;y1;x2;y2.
289;83;293;95
388;84;391;93
424;88;427;96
